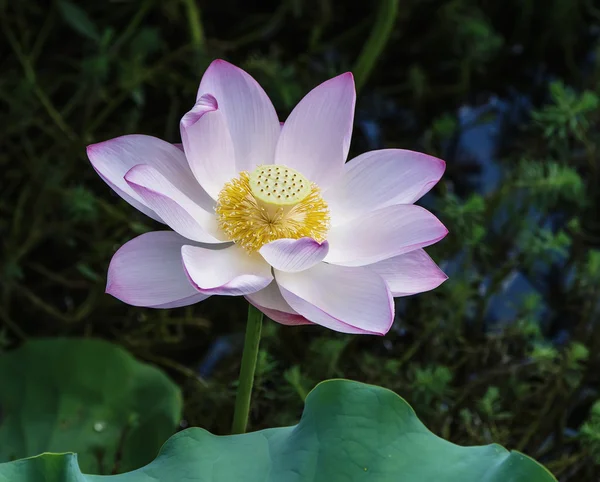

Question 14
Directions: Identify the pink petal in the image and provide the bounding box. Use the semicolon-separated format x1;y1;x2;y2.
180;94;237;199
106;231;209;308
275;73;355;188
87;135;214;220
245;282;312;326
324;149;446;225
368;249;448;296
325;204;448;267
198;60;280;172
275;263;394;335
259;238;329;272
151;294;209;309
125;165;225;243
182;244;273;296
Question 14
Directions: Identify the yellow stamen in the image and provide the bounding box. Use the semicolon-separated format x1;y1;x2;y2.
216;165;330;252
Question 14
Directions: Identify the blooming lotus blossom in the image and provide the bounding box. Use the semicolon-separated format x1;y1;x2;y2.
87;59;448;335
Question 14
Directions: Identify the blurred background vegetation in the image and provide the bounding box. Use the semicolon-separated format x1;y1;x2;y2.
2;0;600;480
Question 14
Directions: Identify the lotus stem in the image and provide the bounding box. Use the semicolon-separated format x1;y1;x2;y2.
231;303;263;434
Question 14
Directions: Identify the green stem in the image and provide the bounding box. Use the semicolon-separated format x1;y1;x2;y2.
352;0;399;92
231;303;263;434
182;0;206;53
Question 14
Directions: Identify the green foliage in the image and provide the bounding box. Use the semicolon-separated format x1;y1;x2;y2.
440;193;486;248
442;4;504;66
64;186;99;222
532;82;599;148
0;381;556;482
410;364;454;406
517;228;571;267
57;0;101;42
581;401;600;464
430;113;458;140
530;344;560;366
566;342;589;370
478;386;512;421
353;0;399;91
0;339;182;474
512;159;585;208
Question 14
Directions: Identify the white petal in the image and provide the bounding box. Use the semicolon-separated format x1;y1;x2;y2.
182;244;273;296
367;249;448;296
180;94;237;199
87;134;214;219
198;60;280;172
275;73;355;188
259;238;329;272
324;149;446;225
106;231;209;308
325;204;448;266
275;263;393;335
246;282;311;326
125;165;225;243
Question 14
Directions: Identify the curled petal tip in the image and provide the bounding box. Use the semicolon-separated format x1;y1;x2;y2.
180;93;218;128
122;164;146;184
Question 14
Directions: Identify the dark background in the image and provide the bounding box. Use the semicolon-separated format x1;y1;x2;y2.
2;1;600;480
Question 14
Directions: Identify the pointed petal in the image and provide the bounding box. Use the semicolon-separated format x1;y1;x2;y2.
275;263;393;335
182;245;273;296
180;94;237;199
125;164;225;243
246;281;312;326
324;149;446;225
275;73;355;188
106;231;209;308
198;60;280;172
259;238;329;272
368;249;448;296
87;134;214;219
325;204;448;266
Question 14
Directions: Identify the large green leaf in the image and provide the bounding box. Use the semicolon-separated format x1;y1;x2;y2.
0;380;555;481
0;338;182;474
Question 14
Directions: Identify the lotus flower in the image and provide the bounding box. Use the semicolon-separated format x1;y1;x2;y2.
87;60;448;335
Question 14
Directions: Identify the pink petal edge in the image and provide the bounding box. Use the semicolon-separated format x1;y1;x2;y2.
181;245;273;296
106;231;208;308
259;238;329;272
369;249;448;296
198;59;280;172
275;263;394;335
124;164;224;244
325;204;449;267
180;94;237;200
246;299;312;326
324;149;446;225
274;72;355;188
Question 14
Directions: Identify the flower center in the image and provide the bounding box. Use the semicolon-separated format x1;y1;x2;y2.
216;165;329;252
